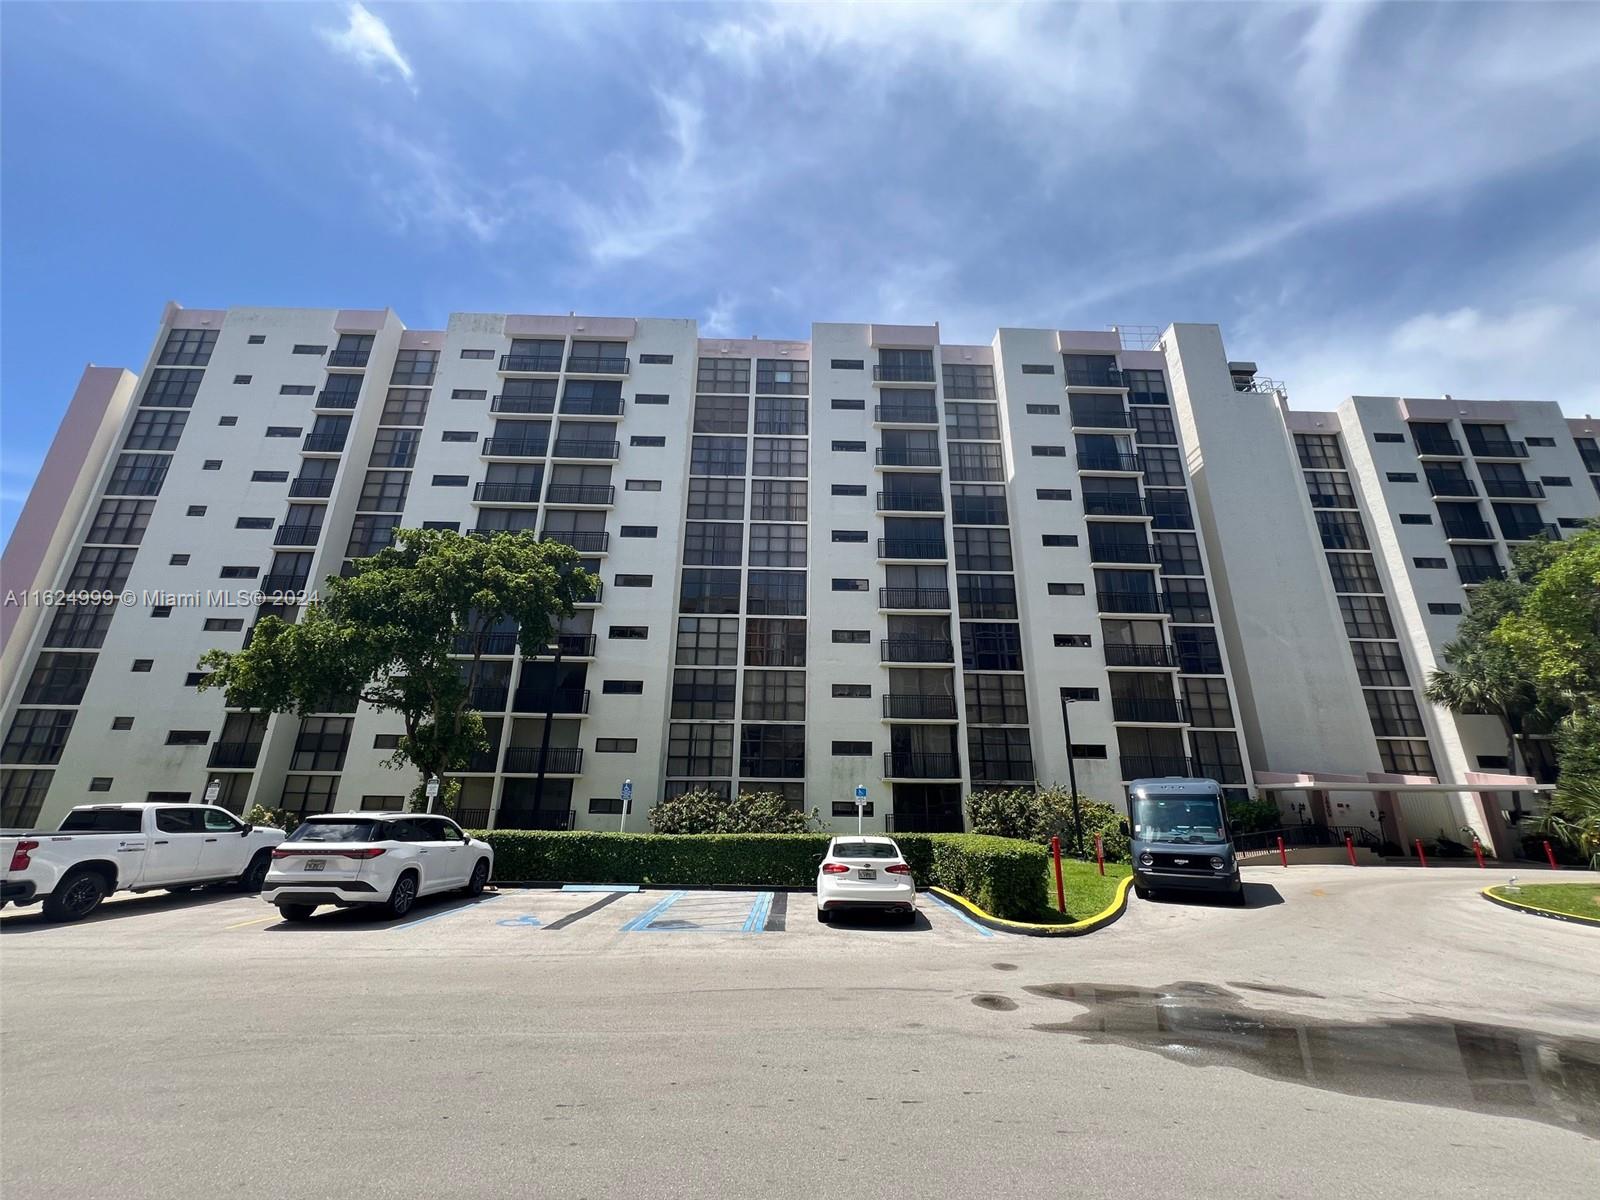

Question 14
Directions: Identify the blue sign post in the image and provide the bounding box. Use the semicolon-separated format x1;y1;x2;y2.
619;779;633;833
854;784;869;836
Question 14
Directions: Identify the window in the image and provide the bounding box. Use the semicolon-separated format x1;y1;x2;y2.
421;521;459;531
954;527;1013;571
832;440;866;452
832;358;864;370
1399;513;1433;525
615;573;653;588
631;437;667;450
832;629;869;644
441;431;477;443
626;479;662;491
831;398;865;410
106;452;170;496
1054;633;1091;647
665;725;735;781
755;358;809;395
1041;533;1079;548
204;618;244;631
743;671;806;721
1132;406;1177;445
279;775;340;816
1165;578;1212;623
832;684;871;699
1413;557;1447;569
679;569;742;615
596;738;639;753
111;716;134;730
1020;363;1055;375
635;393;669;405
697;357;750;394
1373;432;1405;443
89;778;112;792
390;349;438;386
1190;731;1245;783
452;389;487;400
749;523;806;567
1379;740;1435;775
750;479;807;521
1540;476;1572;487
833;801;874;817
739;724;805;777
219;416;238;426
620;525;658;538
965;673;1029;724
165;730;210;746
1429;602;1464;615
251;470;289;483
1365;689;1425;737
639;353;674;365
1316;510;1368;550
151;606;171;618
432;475;469;487
745;618;805;667
1339;594;1396;639
686;477;745;521
942;363;996;399
1139;447;1186;488
460;348;494;360
359;470;411;512
747;570;806;615
608;626;649;640
832;484;867;497
690;435;746;476
961;622;1023;671
247;334;265;345
949;443;1003;481
219;565;259;579
1047;582;1086;596
186;505;207;517
1387;471;1419;483
291;343;327;356
755;395;807;433
1036;488;1072;501
1060;687;1100;702
831;530;868;543
603;680;644;695
21;652;96;705
44;605;114;650
752;438;808;477
140;368;203;409
693;394;749;433
2;709;76;765
832;741;872;756
1526;436;1556;447
86;498;155;545
1031;445;1066;458
1182;677;1234;728
66;546;136;591
671;669;737;719
279;385;315;397
676;617;739;665
158;328;217;366
1124;369;1169;406
124;409;189;451
1294;434;1345;470
1154;532;1203;576
1352;641;1410;687
945;403;1000;441
1025;403;1060;415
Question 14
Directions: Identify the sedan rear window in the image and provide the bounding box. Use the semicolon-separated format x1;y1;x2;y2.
831;841;899;860
58;810;143;834
287;820;384;843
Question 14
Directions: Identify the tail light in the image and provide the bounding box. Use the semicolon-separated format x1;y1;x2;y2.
271;847;386;859
886;862;913;875
821;863;851;874
9;840;39;871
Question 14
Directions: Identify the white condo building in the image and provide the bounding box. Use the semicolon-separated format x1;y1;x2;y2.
3;306;1596;857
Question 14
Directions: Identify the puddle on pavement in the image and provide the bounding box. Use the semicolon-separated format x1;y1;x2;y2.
1025;982;1600;1136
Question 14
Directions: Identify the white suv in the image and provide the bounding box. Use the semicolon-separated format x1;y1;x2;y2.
262;813;493;922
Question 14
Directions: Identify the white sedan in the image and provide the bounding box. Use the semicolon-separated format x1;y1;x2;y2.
816;836;917;924
262;813;493;922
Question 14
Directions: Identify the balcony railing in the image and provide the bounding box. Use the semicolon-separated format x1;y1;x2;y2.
1442;518;1496;540
301;434;347;453
491;395;555;414
1412;435;1463;457
527;634;597;658
1482;478;1545;499
288;477;334;498
207;741;262;768
1502;523;1559;542
1103;643;1179;668
1089;540;1156;564
878;538;947;560
463;751;499;773
1456;564;1505;584
455;808;491;827
497;808;576;831
482;437;549;458
875;447;942;468
543;530;610;553
882;694;959;720
883;752;961;779
1112;696;1187;723
874;403;940;424
470;685;510;710
544;484;616;506
327;349;370;368
511;688;591;714
273;524;323;547
876;492;944;512
873;363;937;383
578;582;603;604
969;758;1036;783
259;573;310;594
474;482;540;503
880;638;955;663
1066;366;1123;388
1078;452;1141;473
566;356;630;374
315;391;359;409
878;587;950;610
1468;438;1528;459
1424;473;1477;498
502;746;584;774
1120;754;1193;780
1083;493;1149;517
559;397;625;417
500;353;563;373
1069;409;1133;430
453;632;518;655
550;439;620;460
1096;590;1166;614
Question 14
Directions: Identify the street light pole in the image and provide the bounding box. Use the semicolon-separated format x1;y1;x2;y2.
1059;695;1084;858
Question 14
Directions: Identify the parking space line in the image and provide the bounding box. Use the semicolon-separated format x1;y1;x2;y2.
390;894;502;931
741;892;774;932
927;893;995;938
619;890;686;932
225;914;277;930
542;890;628;930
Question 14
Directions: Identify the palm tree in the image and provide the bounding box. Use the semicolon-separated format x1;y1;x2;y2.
1423;663;1537;779
1539;772;1600;869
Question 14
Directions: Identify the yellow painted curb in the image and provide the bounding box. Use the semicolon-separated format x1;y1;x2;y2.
930;874;1134;937
1481;886;1600;929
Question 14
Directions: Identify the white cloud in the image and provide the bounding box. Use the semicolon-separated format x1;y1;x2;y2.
361;124;518;243
322;3;415;90
702;293;738;337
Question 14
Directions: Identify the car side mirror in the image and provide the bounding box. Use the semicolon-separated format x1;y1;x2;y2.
1118;820;1130;836
242;823;254;836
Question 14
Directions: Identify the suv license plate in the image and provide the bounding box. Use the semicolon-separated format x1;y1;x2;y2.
858;868;876;880
304;859;326;872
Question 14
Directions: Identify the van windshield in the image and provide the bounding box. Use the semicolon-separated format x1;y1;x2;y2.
1132;795;1227;843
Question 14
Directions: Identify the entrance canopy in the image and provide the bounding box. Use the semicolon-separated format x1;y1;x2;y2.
1252;769;1554;795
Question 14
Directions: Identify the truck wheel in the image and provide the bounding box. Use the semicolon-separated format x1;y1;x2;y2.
43;870;109;922
236;851;272;893
464;859;490;896
277;904;316;922
382;871;419;919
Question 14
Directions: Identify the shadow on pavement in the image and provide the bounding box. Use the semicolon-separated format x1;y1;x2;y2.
823;908;931;933
261;892;496;932
1144;882;1284;909
0;889;245;934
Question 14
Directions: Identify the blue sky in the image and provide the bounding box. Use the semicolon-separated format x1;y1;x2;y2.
4;1;1598;542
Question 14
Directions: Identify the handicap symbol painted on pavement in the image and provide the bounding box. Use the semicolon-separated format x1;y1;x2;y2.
496;914;542;928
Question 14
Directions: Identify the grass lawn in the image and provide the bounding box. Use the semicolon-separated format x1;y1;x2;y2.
1489;883;1600;921
1029;858;1134;924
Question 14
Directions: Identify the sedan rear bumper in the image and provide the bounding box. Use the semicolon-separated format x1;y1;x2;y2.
818;880;917;912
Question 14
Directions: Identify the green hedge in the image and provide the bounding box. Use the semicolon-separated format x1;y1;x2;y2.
475;830;1049;920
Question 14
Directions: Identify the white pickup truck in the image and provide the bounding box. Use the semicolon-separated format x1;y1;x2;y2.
1;803;285;922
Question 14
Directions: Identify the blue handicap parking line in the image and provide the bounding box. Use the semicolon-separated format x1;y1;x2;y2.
742;892;774;932
619;890;687;932
927;893;995;938
621;890;773;933
390;893;502;931
496;914;542;928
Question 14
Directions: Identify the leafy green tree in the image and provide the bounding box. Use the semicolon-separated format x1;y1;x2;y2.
647;788;820;834
1491;527;1600;710
965;786;1130;860
200;529;595;806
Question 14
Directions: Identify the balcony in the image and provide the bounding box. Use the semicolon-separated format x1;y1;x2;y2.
1468;438;1528;460
452;632;518;655
528;634;598;658
577;582;603;605
1456;564;1505;585
511;688;591;715
882;694;959;720
1442;517;1496;540
327;349;370;368
559;397;625;418
544;484;616;506
491;394;555;415
1096;590;1167;614
1077;451;1141;473
1081;495;1150;521
463;751;499;773
1413;435;1464;458
1069;409;1133;431
878;538;947;560
473;482;540;504
498;808;576;831
883;752;961;779
875;447;942;468
878;587;950;611
876;491;944;513
207;741;262;768
1089;540;1156;565
273;524;323;547
1065;366;1123;388
315;390;359;409
259;573;310;595
301;434;347;454
873;363;937;384
288;477;334;498
970;758;1036;784
550;439;620;460
470;685;510;710
880;637;955;663
1112;696;1187;723
1103;643;1179;668
1120;754;1194;780
874;403;940;425
1502;523;1560;542
566;356;630;375
543;530;609;553
499;353;563;373
481;437;549;458
1424;473;1477;498
1482;478;1545;500
502;746;584;774
455;808;491;827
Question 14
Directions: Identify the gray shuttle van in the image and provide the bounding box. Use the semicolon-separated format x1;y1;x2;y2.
1124;777;1244;903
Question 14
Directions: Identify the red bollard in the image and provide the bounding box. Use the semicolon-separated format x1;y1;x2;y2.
1277;835;1288;868
1094;833;1105;877
1051;835;1066;912
1345;835;1356;867
1543;840;1560;871
1414;838;1429;868
1472;839;1486;869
